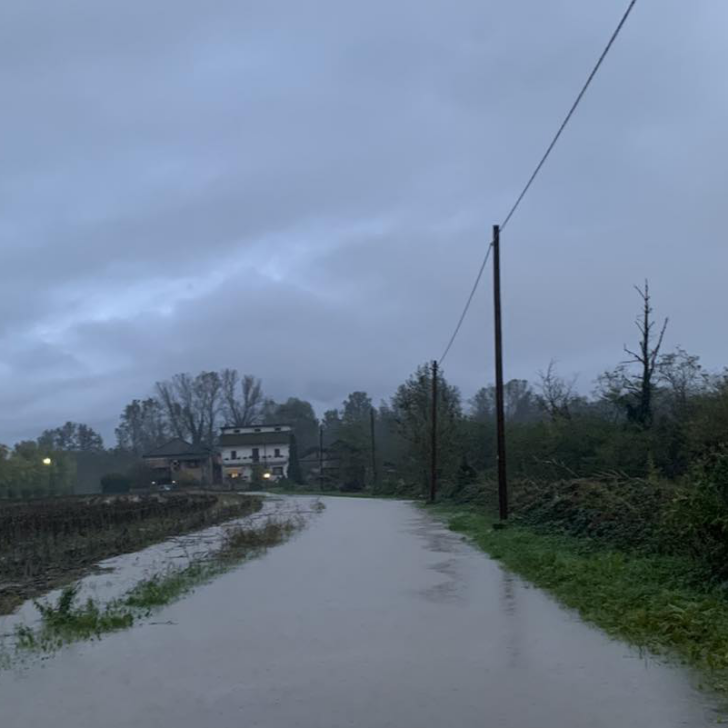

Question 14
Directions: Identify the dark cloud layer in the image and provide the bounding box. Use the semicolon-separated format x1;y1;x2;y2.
1;0;727;444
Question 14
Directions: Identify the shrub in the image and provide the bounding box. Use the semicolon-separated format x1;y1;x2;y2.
662;447;728;581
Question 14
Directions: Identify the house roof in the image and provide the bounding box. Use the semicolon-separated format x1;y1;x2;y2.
142;438;211;459
219;431;292;447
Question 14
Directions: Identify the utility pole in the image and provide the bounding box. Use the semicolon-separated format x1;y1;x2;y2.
492;224;508;520
430;359;438;504
370;407;378;492
319;424;324;491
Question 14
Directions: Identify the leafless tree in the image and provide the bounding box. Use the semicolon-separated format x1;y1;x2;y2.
220;369;264;426
622;281;668;426
537;360;576;421
155;371;222;447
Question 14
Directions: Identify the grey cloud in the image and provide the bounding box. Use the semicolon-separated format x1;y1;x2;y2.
1;0;727;443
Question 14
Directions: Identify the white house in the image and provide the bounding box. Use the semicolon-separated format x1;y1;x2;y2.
219;424;292;484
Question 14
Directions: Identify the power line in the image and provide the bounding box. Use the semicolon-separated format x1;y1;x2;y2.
438;0;639;364
501;0;639;231
439;242;492;364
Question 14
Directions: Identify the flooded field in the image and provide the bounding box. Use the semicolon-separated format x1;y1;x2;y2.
0;496;723;727
0;495;307;651
0;491;264;614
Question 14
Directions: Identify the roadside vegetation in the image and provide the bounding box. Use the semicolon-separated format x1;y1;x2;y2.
0;492;263;614
11;511;307;656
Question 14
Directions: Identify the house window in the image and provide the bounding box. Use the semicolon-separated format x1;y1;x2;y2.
230;450;237;459
272;467;284;476
252;448;259;462
274;448;281;457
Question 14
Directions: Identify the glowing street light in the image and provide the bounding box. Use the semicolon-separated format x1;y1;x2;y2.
263;472;272;480
42;457;52;466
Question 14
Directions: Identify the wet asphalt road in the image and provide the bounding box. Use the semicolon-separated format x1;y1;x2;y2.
0;497;720;727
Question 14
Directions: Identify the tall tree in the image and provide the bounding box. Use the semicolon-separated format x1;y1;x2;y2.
338;392;374;489
469;387;496;422
391;363;462;493
321;409;342;447
598;281;668;427
341;392;372;447
38;422;104;452
503;379;539;422
263;397;319;452
155;371;222;447
658;347;707;417
115;398;168;455
623;281;669;426
220;369;264;426
537;361;577;421
469;381;538;423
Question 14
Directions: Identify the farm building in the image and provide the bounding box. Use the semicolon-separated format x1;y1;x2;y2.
219;425;292;484
142;438;215;487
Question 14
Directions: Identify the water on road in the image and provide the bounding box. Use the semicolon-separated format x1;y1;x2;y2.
0;497;721;727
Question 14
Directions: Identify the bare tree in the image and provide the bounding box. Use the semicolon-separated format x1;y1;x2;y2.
221;369;264;426
537;360;576;421
622;281;668;426
155;371;222;447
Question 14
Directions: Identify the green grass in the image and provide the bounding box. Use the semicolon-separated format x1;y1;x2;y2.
11;514;305;657
432;505;728;693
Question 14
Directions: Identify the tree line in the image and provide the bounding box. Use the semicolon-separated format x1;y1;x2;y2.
2;282;727;498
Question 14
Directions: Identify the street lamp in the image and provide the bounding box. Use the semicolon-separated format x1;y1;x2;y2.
42;457;56;495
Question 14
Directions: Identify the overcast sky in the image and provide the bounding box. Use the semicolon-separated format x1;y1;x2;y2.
1;0;726;445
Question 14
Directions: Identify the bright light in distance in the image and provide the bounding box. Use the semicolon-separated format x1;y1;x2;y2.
42;457;52;466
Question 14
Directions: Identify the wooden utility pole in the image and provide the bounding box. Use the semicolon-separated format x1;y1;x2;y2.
319;425;324;491
430;359;438;504
370;407;378;491
492;225;508;520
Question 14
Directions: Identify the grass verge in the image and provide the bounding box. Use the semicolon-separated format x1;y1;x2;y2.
11;512;307;657
432;504;728;693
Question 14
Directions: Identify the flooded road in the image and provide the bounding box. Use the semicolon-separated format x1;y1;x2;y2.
0;497;720;727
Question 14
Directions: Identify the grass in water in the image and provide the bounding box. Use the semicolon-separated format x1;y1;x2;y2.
12;514;305;656
434;505;728;692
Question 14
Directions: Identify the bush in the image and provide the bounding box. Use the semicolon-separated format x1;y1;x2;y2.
100;473;132;494
662;447;728;582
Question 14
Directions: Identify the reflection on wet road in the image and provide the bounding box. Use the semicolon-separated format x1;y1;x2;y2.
0;497;720;727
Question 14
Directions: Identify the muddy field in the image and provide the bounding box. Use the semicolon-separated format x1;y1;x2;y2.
0;492;263;614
